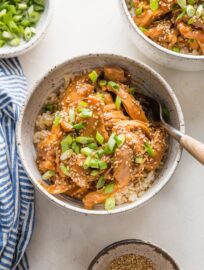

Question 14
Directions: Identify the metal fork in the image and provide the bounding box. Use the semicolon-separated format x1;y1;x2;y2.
135;93;204;165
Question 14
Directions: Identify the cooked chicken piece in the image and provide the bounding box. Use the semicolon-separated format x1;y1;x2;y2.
81;95;109;140
104;92;114;104
113;145;134;187
112;120;150;138
104;110;129;122
107;83;148;122
177;22;204;43
61;75;94;109
42;183;71;195
104;67;127;83
145;126;167;171
37;125;63;173
68;154;92;188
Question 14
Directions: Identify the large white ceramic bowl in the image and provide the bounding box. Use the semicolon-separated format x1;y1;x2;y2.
0;0;52;58
119;0;204;71
17;54;185;215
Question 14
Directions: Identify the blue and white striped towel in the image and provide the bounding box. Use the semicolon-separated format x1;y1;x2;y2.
0;59;34;270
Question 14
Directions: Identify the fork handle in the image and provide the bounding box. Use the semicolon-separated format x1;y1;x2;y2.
180;135;204;165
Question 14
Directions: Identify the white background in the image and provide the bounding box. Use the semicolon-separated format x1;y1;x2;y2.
19;0;204;269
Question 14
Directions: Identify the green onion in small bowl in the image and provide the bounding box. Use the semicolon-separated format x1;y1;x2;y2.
0;0;52;58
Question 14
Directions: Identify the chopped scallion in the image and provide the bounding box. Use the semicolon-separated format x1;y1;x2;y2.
60;149;73;161
98;160;108;170
135;6;143;15
114;134;126;148
89;159;99;169
91;170;99;176
69;108;75;124
177;0;186;9
144;142;154;157
108;133;116;152
108;81;120;90
53;111;61;126
73;122;85;130
115;95;122;110
99;80;107;87
104;183;114;194
135;157;144;164
89;70;99;83
42;170;55;180
72;142;80;154
105;197;115;210
79;108;93;118
81;147;93;156
96;131;104;145
150;0;159;11
96;176;105;189
76;136;94;144
84;156;91;169
88;143;98;150
60;164;70;176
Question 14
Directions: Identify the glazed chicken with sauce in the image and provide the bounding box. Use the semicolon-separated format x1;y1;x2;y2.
129;0;204;55
34;66;168;210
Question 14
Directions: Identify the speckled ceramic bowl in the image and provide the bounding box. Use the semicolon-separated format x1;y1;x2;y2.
0;0;52;58
88;239;180;270
119;0;204;71
17;54;185;215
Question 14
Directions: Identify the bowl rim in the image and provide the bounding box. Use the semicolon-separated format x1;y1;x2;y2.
17;53;185;215
0;0;53;58
87;239;180;270
121;0;204;60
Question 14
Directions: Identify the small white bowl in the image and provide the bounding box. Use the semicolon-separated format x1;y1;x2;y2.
88;239;180;270
0;0;52;58
119;0;204;71
17;54;185;215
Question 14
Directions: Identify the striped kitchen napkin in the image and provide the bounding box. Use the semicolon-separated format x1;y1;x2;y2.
0;59;34;270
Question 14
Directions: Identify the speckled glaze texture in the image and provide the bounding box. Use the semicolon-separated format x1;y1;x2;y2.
88;239;180;270
119;0;204;71
0;0;52;58
17;54;185;215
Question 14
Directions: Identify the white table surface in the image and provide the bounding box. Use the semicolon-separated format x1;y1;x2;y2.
19;0;204;269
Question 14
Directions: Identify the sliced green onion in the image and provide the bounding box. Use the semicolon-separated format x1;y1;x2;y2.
177;0;186;9
188;0;195;4
172;47;180;53
135;157;144;164
139;26;148;33
96;149;104;158
18;3;28;10
79;108;93;118
96;176;105;189
72;142;80;154
104;183;114;194
76;136;94;144
135;6;143;15
2;31;13;40
103;144;112;155
108;81;120;90
24;27;32;41
115;96;122;110
91;170;99;176
60;164;70;176
176;10;186;21
60;149;73;161
129;87;137;95
108;133;116;152
42;103;56;112
89;70;99;83
98;160;108;170
150;0;159;11
144;142;154;157
9;38;20;46
99;80;107;87
69;108;75;124
188;17;196;24
73;122;85;130
29;11;40;23
96;131;104;145
42;170;55;180
88;142;98;150
196;5;203;17
81;147;94;156
84;156;91;169
77;101;88;112
89;159;99;169
61;136;72;153
114;134;126;148
105;197;115;211
186;5;195;17
53;111;61;126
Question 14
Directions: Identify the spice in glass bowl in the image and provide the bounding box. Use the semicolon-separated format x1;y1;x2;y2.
107;254;156;270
